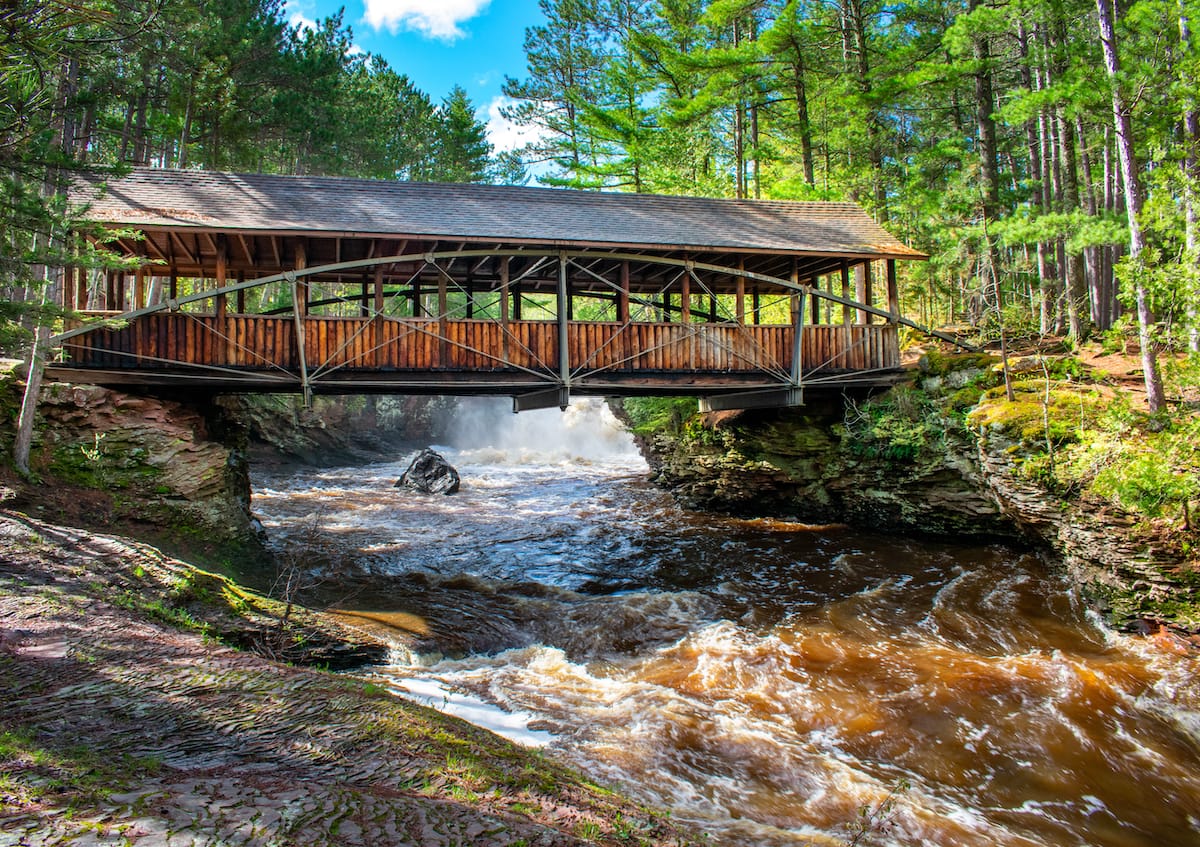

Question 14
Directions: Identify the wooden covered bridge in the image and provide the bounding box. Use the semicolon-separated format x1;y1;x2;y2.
52;169;928;411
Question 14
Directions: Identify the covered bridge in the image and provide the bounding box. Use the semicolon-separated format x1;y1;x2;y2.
52;169;927;410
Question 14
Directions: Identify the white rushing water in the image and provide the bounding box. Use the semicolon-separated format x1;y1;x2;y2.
253;397;1200;847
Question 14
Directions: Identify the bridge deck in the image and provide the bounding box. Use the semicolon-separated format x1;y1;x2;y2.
52;313;901;396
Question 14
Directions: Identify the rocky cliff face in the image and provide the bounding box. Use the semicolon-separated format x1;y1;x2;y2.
975;419;1198;627
624;354;1199;630
641;397;1008;538
2;371;260;550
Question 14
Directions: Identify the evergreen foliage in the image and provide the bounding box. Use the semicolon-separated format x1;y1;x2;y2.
0;0;505;355
501;0;1200;368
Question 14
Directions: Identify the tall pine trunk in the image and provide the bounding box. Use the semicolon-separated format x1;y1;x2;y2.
1097;0;1167;412
1181;0;1200;352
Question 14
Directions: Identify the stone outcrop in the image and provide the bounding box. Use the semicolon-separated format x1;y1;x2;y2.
623;354;1199;630
976;421;1198;626
633;390;1009;539
395;448;461;495
1;369;260;549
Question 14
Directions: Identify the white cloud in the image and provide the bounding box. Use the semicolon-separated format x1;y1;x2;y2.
289;11;318;31
485;96;547;153
283;0;318;31
363;0;492;40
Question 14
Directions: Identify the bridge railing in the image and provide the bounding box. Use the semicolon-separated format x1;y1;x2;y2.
60;314;900;378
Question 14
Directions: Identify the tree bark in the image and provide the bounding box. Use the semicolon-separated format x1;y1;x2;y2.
14;325;50;476
1097;0;1167;412
1181;0;1200;352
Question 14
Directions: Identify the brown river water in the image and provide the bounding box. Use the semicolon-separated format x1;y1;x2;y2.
252;399;1200;847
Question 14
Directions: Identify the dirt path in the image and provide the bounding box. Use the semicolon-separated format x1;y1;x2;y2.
0;512;695;847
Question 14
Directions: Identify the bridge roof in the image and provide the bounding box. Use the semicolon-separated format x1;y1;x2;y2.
71;169;926;261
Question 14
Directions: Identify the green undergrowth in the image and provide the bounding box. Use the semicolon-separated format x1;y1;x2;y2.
619;396;699;437
970;376;1200;528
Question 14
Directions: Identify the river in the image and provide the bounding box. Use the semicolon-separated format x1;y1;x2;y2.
252;399;1200;847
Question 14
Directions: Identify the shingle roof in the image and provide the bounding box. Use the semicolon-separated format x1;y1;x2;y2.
70;168;926;260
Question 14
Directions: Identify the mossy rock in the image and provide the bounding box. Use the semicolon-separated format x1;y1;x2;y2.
967;384;1107;449
919;349;998;377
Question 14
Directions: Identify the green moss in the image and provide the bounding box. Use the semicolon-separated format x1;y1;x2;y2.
919;349;997;377
47;441;164;490
944;385;986;415
967;384;1105;448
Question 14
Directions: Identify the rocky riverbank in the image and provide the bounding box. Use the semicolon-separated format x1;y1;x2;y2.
0;364;453;561
0;509;699;847
617;347;1200;632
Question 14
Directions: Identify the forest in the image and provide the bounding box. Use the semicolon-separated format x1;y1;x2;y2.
3;0;1200;411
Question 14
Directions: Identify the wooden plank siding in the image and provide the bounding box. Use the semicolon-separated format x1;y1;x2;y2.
61;314;900;378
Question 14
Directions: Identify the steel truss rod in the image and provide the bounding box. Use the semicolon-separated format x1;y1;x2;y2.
52;248;974;352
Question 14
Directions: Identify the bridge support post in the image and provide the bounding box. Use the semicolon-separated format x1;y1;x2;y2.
290;273;312;407
735;266;745;324
791;262;805;391
841;263;852;368
791;289;806;388
557;252;570;393
856;261;873;324
886;259;899;322
499;257;511;364
215;238;228;366
372;266;384;368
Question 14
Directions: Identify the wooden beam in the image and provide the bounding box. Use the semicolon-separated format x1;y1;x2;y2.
140;235;169;263
437;262;448;367
73;266;87;311
500;256;510;364
63;265;76;311
618;260;631;323
169;232;197;266
856;261;873;325
841;264;852;326
235;234;254;266
735;261;746;324
135;265;147;311
886;259;899;322
215;237;228;364
294;238;308;316
680;267;691;323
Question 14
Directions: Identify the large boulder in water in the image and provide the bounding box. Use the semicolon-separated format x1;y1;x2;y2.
395;448;460;495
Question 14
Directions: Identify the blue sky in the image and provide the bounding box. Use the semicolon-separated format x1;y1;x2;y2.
286;0;546;150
